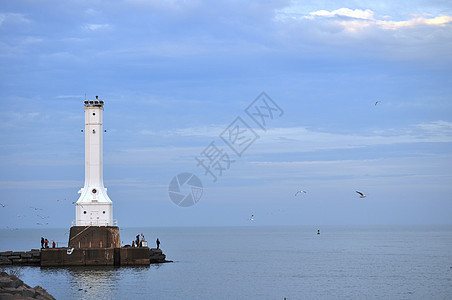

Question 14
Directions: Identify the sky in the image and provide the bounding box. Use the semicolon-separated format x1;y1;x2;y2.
0;0;451;229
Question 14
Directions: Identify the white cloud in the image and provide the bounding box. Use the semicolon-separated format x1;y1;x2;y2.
376;15;452;30
0;13;30;26
309;8;374;20
99;120;452;168
276;6;452;32
414;120;452;136
83;23;112;31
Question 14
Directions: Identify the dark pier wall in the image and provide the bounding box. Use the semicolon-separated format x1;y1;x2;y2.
2;248;169;267
68;226;120;248
40;247;167;266
41;248;115;266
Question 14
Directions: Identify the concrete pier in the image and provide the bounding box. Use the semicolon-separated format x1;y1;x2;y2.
1;247;170;266
1;227;171;267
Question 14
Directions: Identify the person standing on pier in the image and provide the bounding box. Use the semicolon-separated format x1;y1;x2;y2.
156;238;160;249
41;237;44;249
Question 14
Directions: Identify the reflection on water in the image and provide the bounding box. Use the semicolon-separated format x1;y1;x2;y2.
23;265;156;300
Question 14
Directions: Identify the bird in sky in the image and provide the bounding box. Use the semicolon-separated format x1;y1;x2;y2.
295;190;307;196
57;198;67;202
249;214;254;221
356;191;366;198
375;101;381;106
0;203;6;208
37;215;49;219
30;206;42;211
36;222;48;226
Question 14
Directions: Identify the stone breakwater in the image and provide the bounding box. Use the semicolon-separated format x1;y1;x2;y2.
0;272;55;299
0;250;41;266
1;248;171;266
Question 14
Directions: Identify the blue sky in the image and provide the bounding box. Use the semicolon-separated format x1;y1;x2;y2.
0;0;451;228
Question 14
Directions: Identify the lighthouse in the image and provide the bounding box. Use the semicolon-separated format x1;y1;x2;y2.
67;96;120;250
75;96;114;226
39;96;170;265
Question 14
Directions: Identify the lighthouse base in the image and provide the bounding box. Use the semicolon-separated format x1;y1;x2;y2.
68;226;120;249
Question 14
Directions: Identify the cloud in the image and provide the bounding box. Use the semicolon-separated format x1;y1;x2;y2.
309;8;374;20
277;7;452;33
256;120;452;154
83;23;112;31
376;15;452;30
414;120;452;136
139;125;225;138
241;155;452;189
0;13;30;26
0;180;80;190
95;120;452;169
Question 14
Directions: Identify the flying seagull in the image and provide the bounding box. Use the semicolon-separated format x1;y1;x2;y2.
249;214;254;221
295;190;307;196
356;191;366;198
37;215;49;219
375;101;381;106
30;206;42;211
0;203;6;208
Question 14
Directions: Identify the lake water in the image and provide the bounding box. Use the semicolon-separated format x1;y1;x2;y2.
1;226;452;299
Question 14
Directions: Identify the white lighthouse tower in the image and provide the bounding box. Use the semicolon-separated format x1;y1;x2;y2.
75;96;114;226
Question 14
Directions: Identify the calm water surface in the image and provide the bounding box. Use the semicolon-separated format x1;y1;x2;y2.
1;226;451;299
